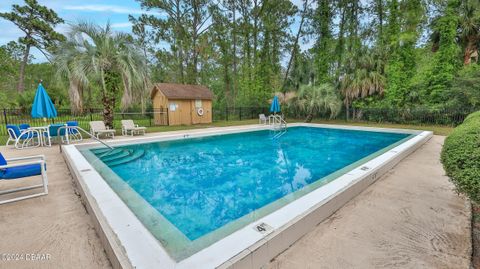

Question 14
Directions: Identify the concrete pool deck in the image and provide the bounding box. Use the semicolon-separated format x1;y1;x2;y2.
0;128;472;269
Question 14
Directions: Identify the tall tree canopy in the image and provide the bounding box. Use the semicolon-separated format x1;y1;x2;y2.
1;0;479;116
0;0;64;93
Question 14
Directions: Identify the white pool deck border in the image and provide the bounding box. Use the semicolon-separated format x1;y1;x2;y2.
62;123;432;269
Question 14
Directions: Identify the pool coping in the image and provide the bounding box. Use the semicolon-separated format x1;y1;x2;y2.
62;123;432;269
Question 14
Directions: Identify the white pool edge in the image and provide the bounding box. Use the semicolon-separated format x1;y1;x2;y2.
62;123;432;269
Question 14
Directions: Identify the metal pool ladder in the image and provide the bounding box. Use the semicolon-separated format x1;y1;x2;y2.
269;114;287;139
269;114;287;131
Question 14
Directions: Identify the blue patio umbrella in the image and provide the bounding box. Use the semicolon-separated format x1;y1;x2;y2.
31;83;57;118
270;95;281;114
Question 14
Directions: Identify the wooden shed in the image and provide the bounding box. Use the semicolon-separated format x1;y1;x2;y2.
151;83;214;126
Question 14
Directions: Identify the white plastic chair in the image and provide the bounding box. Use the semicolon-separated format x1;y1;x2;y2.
121;120;146;136
89;121;115;139
259;114;267;124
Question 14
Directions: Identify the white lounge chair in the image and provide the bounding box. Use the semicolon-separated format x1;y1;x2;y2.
89;121;115;139
121;120;146;136
0;153;48;204
259;114;267;124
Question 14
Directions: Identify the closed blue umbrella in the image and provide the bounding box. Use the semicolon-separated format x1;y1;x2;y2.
31;83;57;118
270;95;281;114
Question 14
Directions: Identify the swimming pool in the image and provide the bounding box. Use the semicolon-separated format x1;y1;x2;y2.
64;124;431;269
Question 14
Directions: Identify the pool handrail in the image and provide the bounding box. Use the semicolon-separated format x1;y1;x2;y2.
57;125;114;152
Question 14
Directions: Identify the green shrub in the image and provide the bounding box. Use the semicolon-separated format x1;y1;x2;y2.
441;111;480;203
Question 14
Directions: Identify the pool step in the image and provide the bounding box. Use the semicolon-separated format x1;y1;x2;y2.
102;149;145;167
102;150;131;162
92;148;115;155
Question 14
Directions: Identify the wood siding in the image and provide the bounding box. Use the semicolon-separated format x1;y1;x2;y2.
167;99;192;125
152;89;168;125
191;100;212;124
152;88;212;125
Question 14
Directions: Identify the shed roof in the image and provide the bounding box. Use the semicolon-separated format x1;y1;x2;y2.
151;83;214;100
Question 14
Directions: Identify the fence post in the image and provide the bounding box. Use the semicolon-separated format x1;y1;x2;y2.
3;109;7;126
225;106;229;121
166;108;169;126
239;107;242;121
89;108;93;122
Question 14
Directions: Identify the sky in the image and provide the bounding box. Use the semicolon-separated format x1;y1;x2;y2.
0;0;166;62
0;0;310;63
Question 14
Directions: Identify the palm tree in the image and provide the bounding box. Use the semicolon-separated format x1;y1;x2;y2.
430;0;480;65
339;50;385;120
459;0;480;65
53;22;147;127
290;83;342;122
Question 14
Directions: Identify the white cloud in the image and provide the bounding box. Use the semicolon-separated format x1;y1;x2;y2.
63;4;162;16
111;22;132;29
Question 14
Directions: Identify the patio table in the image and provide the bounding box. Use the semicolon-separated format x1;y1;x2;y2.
29;124;70;147
28;126;49;147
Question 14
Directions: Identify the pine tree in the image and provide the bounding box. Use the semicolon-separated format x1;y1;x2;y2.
312;0;334;84
0;0;64;92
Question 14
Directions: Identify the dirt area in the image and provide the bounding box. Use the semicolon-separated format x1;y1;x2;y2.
268;136;472;269
0;145;111;269
473;205;480;268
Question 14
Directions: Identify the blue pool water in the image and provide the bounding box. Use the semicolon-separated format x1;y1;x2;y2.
92;127;409;241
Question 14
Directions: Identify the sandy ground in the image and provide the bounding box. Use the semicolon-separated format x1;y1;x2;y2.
268;135;471;269
0;132;472;269
0;144;111;269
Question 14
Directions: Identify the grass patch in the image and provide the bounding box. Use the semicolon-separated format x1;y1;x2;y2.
304;119;454;136
145;119;259;133
0;118;452;145
145;119;453;136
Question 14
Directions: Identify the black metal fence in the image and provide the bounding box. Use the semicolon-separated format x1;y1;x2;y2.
1;106;475;145
213;106;476;126
348;107;475;126
0;108;168;144
212;107;270;121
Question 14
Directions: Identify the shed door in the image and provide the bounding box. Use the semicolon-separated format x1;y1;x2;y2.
168;100;192;125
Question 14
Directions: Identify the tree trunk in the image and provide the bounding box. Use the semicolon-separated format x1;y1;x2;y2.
174;0;185;83
69;79;83;114
335;6;347;80
17;43;31;93
102;70;119;129
345;100;350;121
141;77;148;114
282;0;308;92
232;0;238;109
376;0;383;45
223;54;231;107
305;113;313;123
464;37;477;65
102;94;115;129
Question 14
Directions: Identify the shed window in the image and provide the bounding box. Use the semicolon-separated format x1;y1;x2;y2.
169;102;177;111
195;99;203;108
